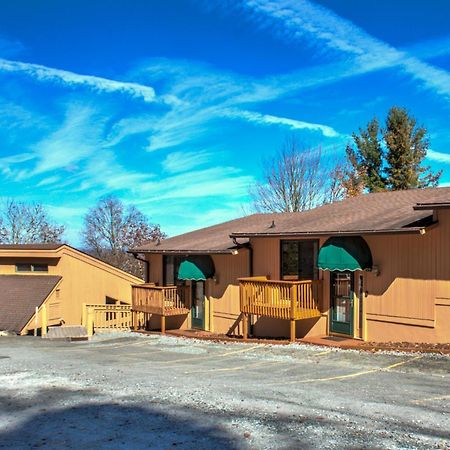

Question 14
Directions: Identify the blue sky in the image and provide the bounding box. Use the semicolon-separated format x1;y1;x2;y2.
0;0;449;244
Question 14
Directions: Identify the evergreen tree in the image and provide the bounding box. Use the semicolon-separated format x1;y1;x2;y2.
383;107;441;190
347;118;386;192
342;107;441;197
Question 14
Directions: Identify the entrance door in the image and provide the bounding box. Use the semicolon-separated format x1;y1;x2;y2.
330;272;354;336
191;281;205;329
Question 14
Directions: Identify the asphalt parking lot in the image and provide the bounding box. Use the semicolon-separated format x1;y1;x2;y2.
0;333;449;449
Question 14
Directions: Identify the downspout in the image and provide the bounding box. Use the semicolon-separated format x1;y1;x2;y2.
232;237;253;277
233;237;254;335
131;253;150;283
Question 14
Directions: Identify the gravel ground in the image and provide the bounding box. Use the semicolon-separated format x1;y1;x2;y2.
0;333;449;449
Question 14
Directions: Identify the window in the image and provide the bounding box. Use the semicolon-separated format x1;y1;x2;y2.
163;255;184;286
15;263;48;273
281;240;318;281
16;263;32;272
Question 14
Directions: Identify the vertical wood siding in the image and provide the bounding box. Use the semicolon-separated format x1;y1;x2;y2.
364;209;450;342
210;250;250;335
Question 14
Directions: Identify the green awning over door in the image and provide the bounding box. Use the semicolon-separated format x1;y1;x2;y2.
177;255;215;281
318;236;373;271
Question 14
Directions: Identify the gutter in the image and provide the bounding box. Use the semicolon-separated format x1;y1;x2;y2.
127;249;239;255
130;253;150;283
229;227;428;239
414;203;450;210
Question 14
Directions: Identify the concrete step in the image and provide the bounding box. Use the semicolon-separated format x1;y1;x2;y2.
45;325;89;341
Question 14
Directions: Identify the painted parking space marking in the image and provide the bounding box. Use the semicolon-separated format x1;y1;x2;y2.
183;359;280;374
149;344;261;366
53;339;159;352
313;350;332;357
265;355;424;386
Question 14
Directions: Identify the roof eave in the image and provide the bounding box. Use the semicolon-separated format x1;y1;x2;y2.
414;203;450;210
229;227;426;238
128;249;238;255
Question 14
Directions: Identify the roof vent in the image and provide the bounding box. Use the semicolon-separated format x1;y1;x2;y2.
269;220;276;229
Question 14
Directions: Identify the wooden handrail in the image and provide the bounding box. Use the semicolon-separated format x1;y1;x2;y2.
239;278;322;320
238;276;318;286
82;304;132;335
132;284;189;316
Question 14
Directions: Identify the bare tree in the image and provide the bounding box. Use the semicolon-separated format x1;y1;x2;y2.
81;196;166;278
0;199;65;244
251;138;343;213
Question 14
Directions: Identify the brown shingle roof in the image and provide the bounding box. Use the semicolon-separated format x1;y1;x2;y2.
0;275;62;333
0;243;63;250
132;187;450;253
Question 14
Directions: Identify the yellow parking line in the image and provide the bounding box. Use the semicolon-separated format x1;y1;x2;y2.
54;339;157;352
268;355;423;386
314;350;332;357
412;394;450;405
184;359;278;374
152;344;260;366
382;355;423;370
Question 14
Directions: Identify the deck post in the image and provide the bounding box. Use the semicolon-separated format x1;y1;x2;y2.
242;313;248;340
161;315;166;334
87;307;94;337
34;306;38;336
290;319;296;342
41;304;47;337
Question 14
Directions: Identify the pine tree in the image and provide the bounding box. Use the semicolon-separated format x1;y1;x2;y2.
383;107;441;190
343;117;385;195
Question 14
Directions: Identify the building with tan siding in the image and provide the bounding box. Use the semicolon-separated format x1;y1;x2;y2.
0;244;142;335
131;187;450;344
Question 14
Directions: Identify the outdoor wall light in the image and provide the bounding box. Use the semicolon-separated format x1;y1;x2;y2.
420;228;426;235
371;265;380;276
231;249;239;255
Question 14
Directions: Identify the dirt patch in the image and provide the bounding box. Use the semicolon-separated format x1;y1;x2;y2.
359;341;450;354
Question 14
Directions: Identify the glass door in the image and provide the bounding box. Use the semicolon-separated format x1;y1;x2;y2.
191;281;205;329
330;271;354;336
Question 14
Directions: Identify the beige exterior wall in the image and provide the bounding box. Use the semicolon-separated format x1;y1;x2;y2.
250;237;329;339
143;209;450;343
209;250;250;335
0;246;142;334
144;251;250;334
363;209;450;343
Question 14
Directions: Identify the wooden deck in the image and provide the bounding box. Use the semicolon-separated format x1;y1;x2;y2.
131;284;190;334
132;284;190;316
239;276;322;341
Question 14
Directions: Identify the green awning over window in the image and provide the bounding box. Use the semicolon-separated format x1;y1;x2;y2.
318;236;373;271
177;255;215;281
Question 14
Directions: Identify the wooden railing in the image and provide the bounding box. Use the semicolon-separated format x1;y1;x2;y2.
82;304;132;336
132;284;189;316
239;277;322;320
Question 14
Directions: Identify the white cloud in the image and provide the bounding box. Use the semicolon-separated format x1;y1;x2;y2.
162;150;213;173
427;149;450;164
231;0;450;100
36;175;61;187
31;104;105;175
135;166;253;202
0;58;157;103
224;108;340;137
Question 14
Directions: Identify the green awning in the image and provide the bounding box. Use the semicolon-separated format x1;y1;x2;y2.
318;236;373;271
177;255;215;281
